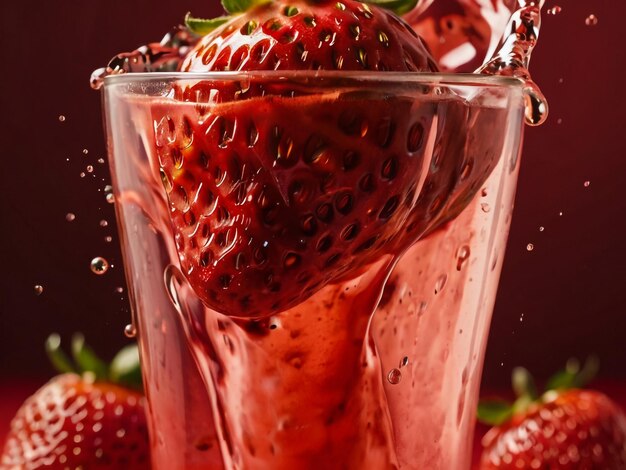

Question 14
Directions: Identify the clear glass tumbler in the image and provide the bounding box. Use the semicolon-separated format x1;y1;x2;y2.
102;71;525;470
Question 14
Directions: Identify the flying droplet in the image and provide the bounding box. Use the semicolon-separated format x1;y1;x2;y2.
585;14;598;26
66;213;76;222
523;85;549;126
99;220;108;227
539;226;545;232
387;368;402;385
557;118;563;124
105;236;113;243
558;211;563;216
105;185;115;204
526;243;534;251
34;285;44;295
82;149;89;155
79;172;86;178
97;158;105;164
124;324;137;338
547;6;562;15
519;313;524;322
90;257;109;275
115;287;124;293
58;115;66;122
87;165;94;173
583;180;590;188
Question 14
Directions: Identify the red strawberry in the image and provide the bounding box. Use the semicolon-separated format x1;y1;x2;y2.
155;0;500;318
1;335;150;469
478;360;626;470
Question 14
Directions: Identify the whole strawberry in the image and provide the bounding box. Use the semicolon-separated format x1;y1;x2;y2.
1;335;150;469
478;359;626;470
155;0;502;318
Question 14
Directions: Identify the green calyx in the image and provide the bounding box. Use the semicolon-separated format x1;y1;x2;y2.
477;356;599;426
45;333;143;392
185;0;421;36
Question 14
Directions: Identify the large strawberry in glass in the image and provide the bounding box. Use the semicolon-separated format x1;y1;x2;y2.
155;0;497;318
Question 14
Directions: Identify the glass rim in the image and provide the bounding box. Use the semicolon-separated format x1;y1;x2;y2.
103;71;523;88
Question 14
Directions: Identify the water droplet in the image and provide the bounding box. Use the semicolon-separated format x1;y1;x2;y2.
557;118;563;124
399;356;409;368
115;287;124;294
86;165;94;173
99;220;108;227
124;324;137;338
481;188;488;197
80;172;86;178
106;193;115;204
66;213;76;222
558;211;564;216
585;14;598;26
90;257;109;275
387;368;402;385
520;313;524;322
583;180;590;188
523;85;549;126
434;274;448;294
481;203;491;213
558;78;564;84
34;285;44;295
58;115;66;122
83;149;89;155
547;6;562;15
539;226;545;232
526;243;534;251
456;245;471;271
97;158;105;164
104;236;113;243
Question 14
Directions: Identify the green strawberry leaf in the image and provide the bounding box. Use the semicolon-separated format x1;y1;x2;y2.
365;0;419;15
45;334;75;374
477;400;513;426
185;13;231;35
572;355;599;388
512;367;538;401
71;333;109;381
110;343;143;391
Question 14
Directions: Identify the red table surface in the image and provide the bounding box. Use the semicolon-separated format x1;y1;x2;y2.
2;379;625;467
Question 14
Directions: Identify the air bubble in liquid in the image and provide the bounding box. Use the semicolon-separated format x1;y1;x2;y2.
387;368;402;385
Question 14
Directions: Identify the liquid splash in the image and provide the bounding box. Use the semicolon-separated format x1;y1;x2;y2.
90;26;198;90
478;1;548;126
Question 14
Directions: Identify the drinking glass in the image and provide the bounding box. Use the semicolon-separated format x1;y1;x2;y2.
102;71;525;470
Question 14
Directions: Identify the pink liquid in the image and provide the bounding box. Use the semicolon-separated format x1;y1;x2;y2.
104;79;524;468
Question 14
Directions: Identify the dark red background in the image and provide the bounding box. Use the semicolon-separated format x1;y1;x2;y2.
1;0;624;401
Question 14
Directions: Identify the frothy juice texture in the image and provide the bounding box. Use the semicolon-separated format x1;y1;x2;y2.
100;1;542;468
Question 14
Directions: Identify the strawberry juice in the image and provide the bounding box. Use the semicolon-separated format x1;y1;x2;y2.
103;72;525;469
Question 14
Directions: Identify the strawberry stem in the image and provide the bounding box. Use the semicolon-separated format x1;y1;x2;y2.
185;13;232;35
45;334;76;375
71;333;109;381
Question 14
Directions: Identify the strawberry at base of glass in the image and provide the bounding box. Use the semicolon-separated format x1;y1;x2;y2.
103;73;524;470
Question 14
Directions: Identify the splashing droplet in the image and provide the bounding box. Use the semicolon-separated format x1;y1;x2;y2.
519;313;524;322
98;158;105;164
557;118;563;124
90;257;109;275
387;368;402;385
558;211;564;216
58;115;66;122
124;324;137;338
523;85;549;126
99;220;109;227
585;14;598;26
66;213;76;222
115;287;124;293
34;285;44;295
547;6;561;15
87;165;94;173
104;185;115;204
583;180;590;188
79;172;86;178
105;236;113;243
539;226;545;232
82;149;89;155
526;243;534;252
